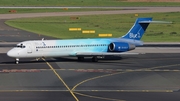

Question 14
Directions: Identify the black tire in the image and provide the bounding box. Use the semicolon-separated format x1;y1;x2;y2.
78;57;84;61
92;56;98;62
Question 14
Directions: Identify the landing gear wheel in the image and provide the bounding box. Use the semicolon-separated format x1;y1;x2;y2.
78;57;84;61
92;56;98;62
36;58;40;61
15;58;19;64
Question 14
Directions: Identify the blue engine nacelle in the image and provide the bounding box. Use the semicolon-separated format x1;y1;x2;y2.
108;42;135;52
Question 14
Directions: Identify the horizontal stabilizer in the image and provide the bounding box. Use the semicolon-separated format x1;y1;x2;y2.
139;21;172;24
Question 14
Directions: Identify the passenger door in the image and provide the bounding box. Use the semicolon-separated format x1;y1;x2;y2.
26;43;32;53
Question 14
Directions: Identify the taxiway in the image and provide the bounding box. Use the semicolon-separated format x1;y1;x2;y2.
0;53;180;101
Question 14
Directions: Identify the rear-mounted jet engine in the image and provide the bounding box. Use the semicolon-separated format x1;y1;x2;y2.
108;42;135;52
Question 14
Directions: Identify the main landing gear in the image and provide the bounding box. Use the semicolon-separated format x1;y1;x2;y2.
78;57;84;61
77;56;98;62
92;56;98;62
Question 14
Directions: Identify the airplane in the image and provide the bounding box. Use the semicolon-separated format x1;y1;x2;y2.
7;17;168;64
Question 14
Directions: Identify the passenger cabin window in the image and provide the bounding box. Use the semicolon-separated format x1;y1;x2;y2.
35;44;109;49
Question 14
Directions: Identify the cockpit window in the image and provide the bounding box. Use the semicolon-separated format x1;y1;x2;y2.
16;44;26;48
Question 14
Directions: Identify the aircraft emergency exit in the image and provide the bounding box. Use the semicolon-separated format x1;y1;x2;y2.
7;17;169;64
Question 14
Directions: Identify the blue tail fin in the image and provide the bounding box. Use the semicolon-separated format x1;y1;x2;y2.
122;17;152;40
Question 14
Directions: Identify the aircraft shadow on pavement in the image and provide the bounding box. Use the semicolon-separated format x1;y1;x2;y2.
53;56;125;63
1;56;135;64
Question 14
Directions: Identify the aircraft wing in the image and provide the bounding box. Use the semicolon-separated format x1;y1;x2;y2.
76;52;140;57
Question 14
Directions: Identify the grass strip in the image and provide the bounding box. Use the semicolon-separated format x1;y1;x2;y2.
0;0;180;6
6;12;180;42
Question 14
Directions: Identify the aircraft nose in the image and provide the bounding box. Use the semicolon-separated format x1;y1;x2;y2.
7;49;18;58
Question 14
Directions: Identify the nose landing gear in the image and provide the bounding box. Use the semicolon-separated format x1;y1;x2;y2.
15;58;19;64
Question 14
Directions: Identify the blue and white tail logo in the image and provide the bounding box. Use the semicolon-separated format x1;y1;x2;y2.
129;32;141;39
122;17;152;40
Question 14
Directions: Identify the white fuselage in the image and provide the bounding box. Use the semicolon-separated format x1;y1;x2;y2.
7;38;142;59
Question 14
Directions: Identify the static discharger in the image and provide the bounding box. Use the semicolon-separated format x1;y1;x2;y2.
69;28;81;31
82;30;95;34
99;34;112;37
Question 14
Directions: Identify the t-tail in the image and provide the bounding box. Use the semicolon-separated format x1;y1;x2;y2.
122;17;152;40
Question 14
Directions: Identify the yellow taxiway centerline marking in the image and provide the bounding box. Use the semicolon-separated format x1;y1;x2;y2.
42;58;79;101
72;64;180;91
72;71;127;91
